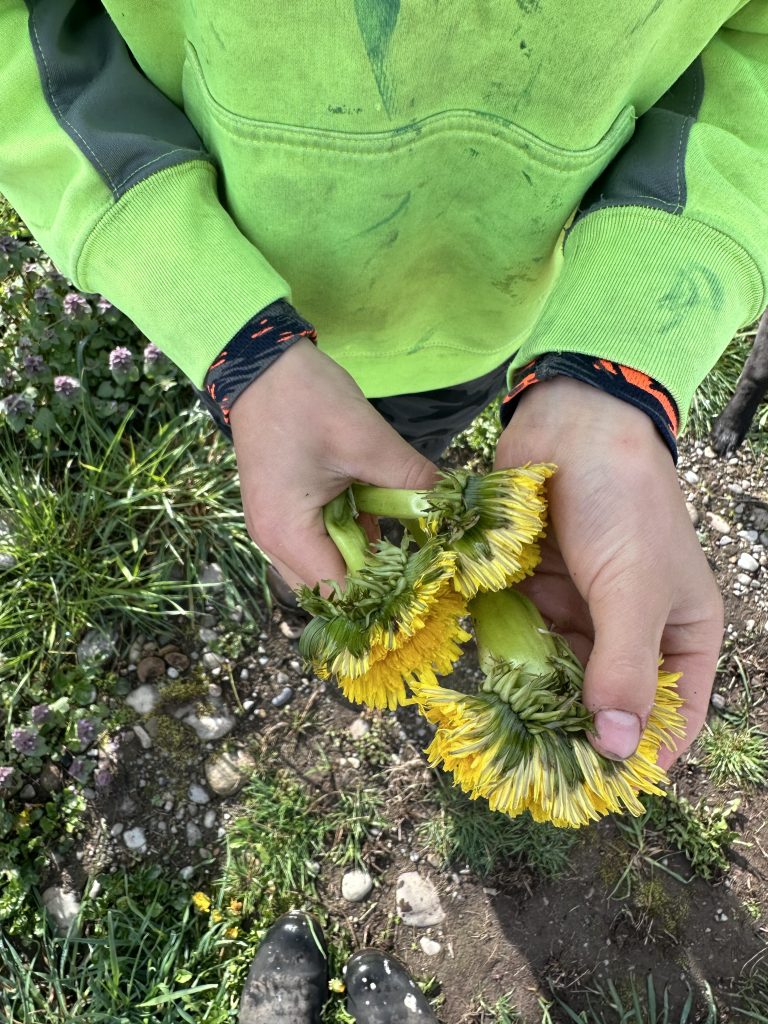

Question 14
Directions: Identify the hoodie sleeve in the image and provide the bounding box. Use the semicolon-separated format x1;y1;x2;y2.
508;1;768;428
0;0;289;388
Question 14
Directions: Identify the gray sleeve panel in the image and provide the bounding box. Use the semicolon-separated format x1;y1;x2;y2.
25;0;209;200
576;57;705;220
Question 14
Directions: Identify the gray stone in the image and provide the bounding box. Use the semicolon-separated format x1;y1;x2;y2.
19;784;35;800
419;937;442;956
77;628;115;668
200;562;224;588
396;872;446;927
342;868;373;903
279;620;304;640
686;503;699;526
203;809;216;829
737;553;760;574
198;627;218;645
683;470;699;485
752;507;768;531
202;651;223;671
706;513;731;535
179;865;195;881
710;692;726;710
42;886;81;934
188;783;210;805
125;684;159;715
183;709;235;741
204;749;255;797
272;686;294;708
186;822;202;846
133;724;153;750
738;530;759;543
0;552;16;569
123;827;147;852
276;670;290;686
136;656;166;684
348;718;371;740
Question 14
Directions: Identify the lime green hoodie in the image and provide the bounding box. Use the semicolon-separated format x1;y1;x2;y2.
1;1;767;422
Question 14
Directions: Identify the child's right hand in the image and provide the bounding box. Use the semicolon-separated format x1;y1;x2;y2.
228;340;438;591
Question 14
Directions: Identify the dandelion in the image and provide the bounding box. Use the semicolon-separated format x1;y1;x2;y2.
192;891;211;913
11;727;39;756
299;492;469;710
53;375;81;400
225;927;240;939
412;589;685;829
352;465;555;597
62;292;90;317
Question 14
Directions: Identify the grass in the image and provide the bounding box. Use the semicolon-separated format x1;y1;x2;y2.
418;777;579;879
549;974;718;1024
698;719;768;787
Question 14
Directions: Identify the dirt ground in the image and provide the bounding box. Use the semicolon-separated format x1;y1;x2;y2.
57;432;768;1023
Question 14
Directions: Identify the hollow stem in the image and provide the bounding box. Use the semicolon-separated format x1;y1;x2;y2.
470;588;557;679
399;518;431;548
352;483;430;519
323;491;369;574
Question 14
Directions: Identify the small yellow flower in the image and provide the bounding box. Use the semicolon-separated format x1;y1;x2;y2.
229;899;243;914
211;909;224;923
300;542;470;710
225;927;240;939
191;891;211;913
329;978;346;994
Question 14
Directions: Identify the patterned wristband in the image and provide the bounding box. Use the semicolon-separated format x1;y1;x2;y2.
196;299;317;440
500;352;680;462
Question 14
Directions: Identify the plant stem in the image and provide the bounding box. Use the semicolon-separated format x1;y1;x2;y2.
399;518;431;547
323;491;369;573
352;484;429;519
470;588;555;677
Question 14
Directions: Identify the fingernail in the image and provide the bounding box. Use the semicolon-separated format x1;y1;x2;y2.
594;709;641;760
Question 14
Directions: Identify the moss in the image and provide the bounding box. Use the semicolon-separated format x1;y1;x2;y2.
156;674;209;712
634;875;688;937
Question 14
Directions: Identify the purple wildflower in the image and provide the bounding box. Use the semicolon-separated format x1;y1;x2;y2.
34;285;54;304
62;292;90;317
109;346;134;374
2;393;35;418
0;236;19;255
67;757;87;782
16;335;32;352
143;343;163;366
53;375;81;400
94;767;113;788
76;718;96;746
96;297;113;314
30;703;50;726
0;766;15;790
22;260;42;276
12;727;39;756
22;354;46;377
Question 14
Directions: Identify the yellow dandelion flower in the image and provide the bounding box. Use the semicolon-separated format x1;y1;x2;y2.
412;589;686;829
329;978;346;994
225;927;240;939
211;909;224;923
191;891;211;913
352;465;555;598
229;899;243;914
300;541;470;710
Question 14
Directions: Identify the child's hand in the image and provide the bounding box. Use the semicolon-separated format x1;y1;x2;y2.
495;377;723;768
229;340;438;590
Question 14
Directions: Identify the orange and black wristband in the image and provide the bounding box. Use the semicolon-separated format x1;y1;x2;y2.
197;299;317;440
501;353;680;463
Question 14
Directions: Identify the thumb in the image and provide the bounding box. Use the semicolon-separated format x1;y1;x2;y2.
347;411;440;492
582;585;668;761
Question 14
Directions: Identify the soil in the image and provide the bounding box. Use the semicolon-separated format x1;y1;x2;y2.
56;434;768;1023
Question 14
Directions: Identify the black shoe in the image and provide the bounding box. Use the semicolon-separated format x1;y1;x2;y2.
345;950;438;1023
266;564;308;616
238;911;328;1024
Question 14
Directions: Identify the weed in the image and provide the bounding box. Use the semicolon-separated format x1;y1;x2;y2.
475;991;522;1022
448;396;504;470
698;719;768;787
418;778;578;879
645;794;740;881
735;972;768;1022
550;972;718;1024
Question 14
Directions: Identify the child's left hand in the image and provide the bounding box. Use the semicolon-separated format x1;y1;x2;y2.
495;376;723;768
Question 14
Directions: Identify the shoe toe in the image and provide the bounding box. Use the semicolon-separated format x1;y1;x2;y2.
345;950;436;1022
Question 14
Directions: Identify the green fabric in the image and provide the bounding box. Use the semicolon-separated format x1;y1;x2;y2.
2;1;768;409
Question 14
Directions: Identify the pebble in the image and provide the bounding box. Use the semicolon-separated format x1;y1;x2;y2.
123;827;147;852
738;553;760;573
738;530;759;543
189;783;210;804
186;822;202;846
683;470;699;485
164;651;191;672
136;657;166;685
737;573;753;586
183;709;236;741
204;749;255;796
704;446;716;458
42;886;81;934
272;686;294;708
396;872;446;927
202;651;224;671
199;627;218;645
166;666;180;679
200;562;224;588
276;670;291;686
710;693;726;710
419;937;442;957
76;628;115;668
133;724;153;749
706;513;731;535
348;718;371;740
279;620;304;640
342;868;373;902
20;784;35;800
203;809;217;829
686;503;699;526
179;866;195;881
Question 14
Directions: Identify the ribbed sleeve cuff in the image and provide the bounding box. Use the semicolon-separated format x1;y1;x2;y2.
76;160;291;388
508;207;764;428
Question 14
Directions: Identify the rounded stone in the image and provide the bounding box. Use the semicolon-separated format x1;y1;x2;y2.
342;868;373;903
183;710;236;741
136;657;166;685
271;686;294;708
188;783;210;804
396;872;446;927
737;552;759;574
42;886;81;935
204;749;255;797
123;827;147;852
419;937;442;956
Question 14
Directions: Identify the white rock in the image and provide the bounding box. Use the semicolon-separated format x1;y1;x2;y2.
183;710;235;741
707;513;731;535
179;865;195;881
188;783;210;804
198;627;218;645
686;503;699;526
710;693;726;710
166;666;179;679
738;530;759;543
133;724;153;749
123;827;147;852
110;822;124;837
125;684;159;715
279;620;304;640
348;718;371;740
203;809;216;829
271;686;294;708
202;651;223;671
683;470;699;485
276;670;291;686
737;553;759;574
737;573;753;585
342;868;373;902
186;822;202;846
42;886;81;934
204;749;255;796
419;937;442;956
396;872;446;927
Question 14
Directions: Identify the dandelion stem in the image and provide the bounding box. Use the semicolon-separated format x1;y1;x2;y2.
471;589;556;678
352;484;429;519
323;491;369;573
399;518;431;547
